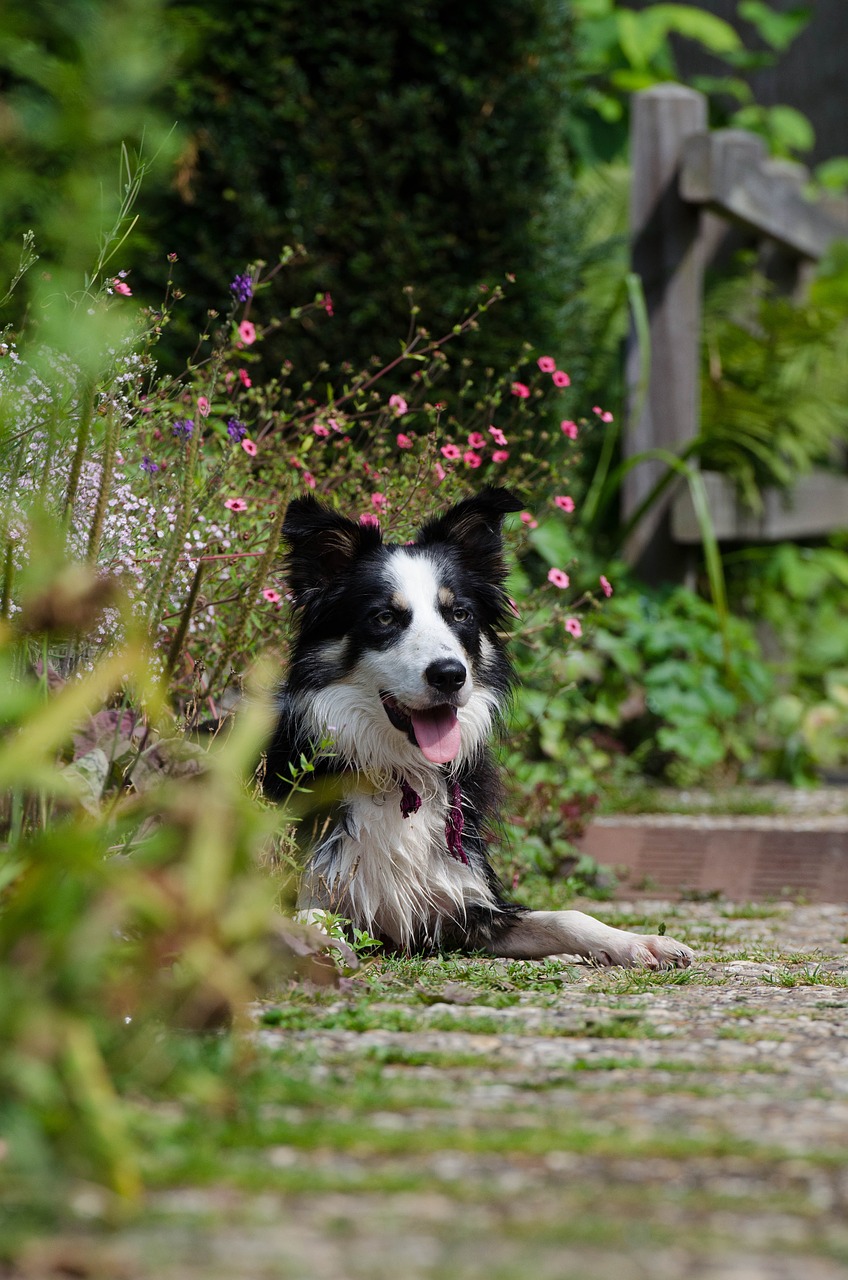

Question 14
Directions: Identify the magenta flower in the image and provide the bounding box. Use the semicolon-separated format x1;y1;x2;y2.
565;617;583;638
554;495;575;513
467;432;486;449
313;423;330;437
537;356;556;373
464;450;482;468
371;492;386;510
224;497;248;512
396;433;413;449
359;513;380;528
238;368;252;388
520;511;538;529
262;588;282;604
492;450;509;463
552;370;571;388
302;471;316;489
561;420;578;440
197;396;210;417
434;461;447;482
238;320;257;345
489;425;508;447
113;279;132;296
241;438;258;457
593;405;614;423
323;292;334;316
511;382;531;399
600;575;613;598
547;567;570;589
389;394;408;416
440;443;461;460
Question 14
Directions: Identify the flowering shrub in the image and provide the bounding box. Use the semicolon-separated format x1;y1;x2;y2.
2;254;617;713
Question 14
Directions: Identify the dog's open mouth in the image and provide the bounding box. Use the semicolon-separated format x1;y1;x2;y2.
380;692;461;765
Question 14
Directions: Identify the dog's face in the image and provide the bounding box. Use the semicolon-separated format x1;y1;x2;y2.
282;487;521;776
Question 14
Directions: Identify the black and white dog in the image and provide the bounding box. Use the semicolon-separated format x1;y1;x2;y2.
264;486;693;968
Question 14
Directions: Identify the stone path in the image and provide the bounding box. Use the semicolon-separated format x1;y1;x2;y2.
11;900;848;1280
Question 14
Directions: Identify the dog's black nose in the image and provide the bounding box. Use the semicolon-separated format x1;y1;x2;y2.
425;658;467;694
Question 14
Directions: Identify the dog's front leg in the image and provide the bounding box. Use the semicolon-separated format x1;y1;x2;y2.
488;909;693;969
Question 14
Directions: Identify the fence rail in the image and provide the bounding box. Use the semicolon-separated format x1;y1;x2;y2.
623;85;848;581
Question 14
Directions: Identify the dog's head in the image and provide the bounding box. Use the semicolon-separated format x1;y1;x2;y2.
282;487;522;775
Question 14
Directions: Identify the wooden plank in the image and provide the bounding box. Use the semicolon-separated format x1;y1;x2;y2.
623;85;708;581
681;129;848;258
671;469;848;543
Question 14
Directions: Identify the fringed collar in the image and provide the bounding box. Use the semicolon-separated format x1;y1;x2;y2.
397;774;468;865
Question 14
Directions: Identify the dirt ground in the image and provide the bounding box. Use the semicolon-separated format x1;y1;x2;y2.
9;899;848;1280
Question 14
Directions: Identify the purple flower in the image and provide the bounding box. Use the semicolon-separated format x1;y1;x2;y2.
141;456;159;474
230;273;253;303
172;418;194;439
227;418;248;442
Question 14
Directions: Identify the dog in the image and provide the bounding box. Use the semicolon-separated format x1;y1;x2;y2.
263;486;693;969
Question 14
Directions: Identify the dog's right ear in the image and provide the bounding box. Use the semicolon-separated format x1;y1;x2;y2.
282;496;382;602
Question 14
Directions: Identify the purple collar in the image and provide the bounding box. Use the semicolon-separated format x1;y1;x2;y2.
398;776;468;865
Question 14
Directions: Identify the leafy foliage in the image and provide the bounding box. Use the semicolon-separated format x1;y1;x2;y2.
700;248;848;511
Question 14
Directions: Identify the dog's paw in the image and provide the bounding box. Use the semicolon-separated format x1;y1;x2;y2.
595;931;694;970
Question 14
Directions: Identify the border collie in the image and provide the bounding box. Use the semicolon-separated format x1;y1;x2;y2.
264;486;693;969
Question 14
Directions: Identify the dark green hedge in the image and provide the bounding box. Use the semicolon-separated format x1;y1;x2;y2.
147;0;585;379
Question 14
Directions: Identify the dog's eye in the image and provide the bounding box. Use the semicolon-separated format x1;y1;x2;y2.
372;609;395;627
452;606;471;623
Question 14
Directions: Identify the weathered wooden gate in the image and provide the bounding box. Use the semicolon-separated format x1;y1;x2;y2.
624;84;848;581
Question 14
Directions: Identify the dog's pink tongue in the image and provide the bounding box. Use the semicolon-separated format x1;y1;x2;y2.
411;706;461;764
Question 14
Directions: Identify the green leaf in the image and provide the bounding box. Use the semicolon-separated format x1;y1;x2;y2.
648;5;742;54
738;2;810;52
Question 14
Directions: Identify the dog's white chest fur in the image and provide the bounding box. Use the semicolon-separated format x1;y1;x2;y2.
300;780;496;949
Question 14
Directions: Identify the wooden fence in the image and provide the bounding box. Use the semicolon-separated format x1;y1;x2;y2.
623;84;848;581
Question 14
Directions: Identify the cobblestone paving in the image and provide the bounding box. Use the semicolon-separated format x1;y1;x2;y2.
14;901;848;1280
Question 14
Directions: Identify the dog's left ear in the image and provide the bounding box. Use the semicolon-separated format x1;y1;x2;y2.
415;486;522;583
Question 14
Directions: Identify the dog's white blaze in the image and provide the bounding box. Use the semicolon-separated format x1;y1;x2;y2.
300;780;497;949
361;550;471;707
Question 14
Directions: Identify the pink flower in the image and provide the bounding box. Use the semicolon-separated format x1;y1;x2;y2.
327;418;341;432
313;423;330;437
389;394;408;416
489;426;508;447
434;461;447;482
554;495;575;513
600;575;613;598
565;617;583;638
537;356;556;373
224;497;248;512
359;513;380;528
262;588;282;604
371;492;386;510
552;370;571;388
113;279;132;296
323;292;334;316
511;382;530;399
467;432;486;449
520;512;538;529
302;472;316;489
441;443;461;460
241;438;258;457
561;419;578;440
547;567;570;589
492;450;509;463
593;405;614;423
238;320;256;345
197;396;210;417
464;451;482;468
239;368;252;388
396;433;413;449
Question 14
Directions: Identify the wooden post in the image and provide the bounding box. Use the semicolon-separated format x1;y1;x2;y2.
623;86;707;581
